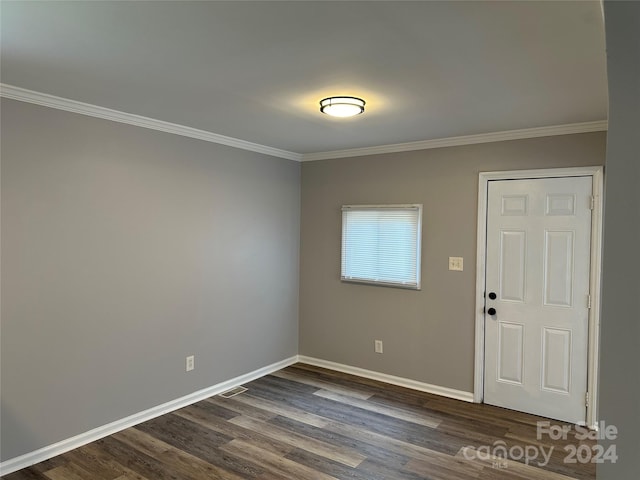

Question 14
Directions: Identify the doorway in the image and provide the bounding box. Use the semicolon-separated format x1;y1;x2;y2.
474;167;603;427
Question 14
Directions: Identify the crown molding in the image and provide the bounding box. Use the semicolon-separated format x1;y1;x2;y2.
0;84;302;161
301;120;608;161
2;83;607;163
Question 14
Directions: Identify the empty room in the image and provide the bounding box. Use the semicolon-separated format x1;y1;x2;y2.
1;1;638;479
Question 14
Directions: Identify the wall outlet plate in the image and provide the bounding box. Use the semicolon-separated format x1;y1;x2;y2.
449;256;464;271
186;355;195;372
374;340;383;354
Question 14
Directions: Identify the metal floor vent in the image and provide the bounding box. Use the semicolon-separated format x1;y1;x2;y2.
219;386;248;398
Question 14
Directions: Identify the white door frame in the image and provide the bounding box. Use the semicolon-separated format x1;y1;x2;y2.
474;166;604;428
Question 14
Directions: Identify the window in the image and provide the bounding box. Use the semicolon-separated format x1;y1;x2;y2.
341;204;422;289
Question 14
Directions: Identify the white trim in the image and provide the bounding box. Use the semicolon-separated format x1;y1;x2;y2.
474;170;489;404
473;166;603;429
298;355;474;403
301;121;608;161
586;168;604;429
1;84;607;164
0;84;302;162
0;356;298;476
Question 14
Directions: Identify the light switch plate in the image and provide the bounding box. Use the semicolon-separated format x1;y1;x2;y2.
449;257;464;271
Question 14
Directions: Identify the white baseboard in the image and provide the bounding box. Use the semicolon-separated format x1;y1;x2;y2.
1;354;475;475
297;355;475;403
0;355;298;476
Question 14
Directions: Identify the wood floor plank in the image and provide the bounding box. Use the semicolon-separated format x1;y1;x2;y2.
354;457;437;480
238;384;470;466
283;448;380;480
87;435;184;480
122;423;263;479
43;463;94;480
457;446;582;480
173;403;295;457
404;454;485;480
220;439;339;480
290;363;444;404
68;443;151;480
246;379;461;454
22;457;68;477
427;396;546;429
229;415;367;468
92;436;190;480
112;474;148;480
268;413;414;471
314;388;441;428
250;374;320;397
134;412;232;453
0;470;49;480
271;368;375;400
436;416;510;440
205;395;278;422
3;363;595;480
270;409;476;471
61;446;125;480
227;390;331;428
111;427;171;458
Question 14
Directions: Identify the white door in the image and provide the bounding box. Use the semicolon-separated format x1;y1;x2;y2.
484;176;592;424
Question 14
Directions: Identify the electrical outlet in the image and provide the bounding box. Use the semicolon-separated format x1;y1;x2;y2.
186;355;195;372
374;340;384;354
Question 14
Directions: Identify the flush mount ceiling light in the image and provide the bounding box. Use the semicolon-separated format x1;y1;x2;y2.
319;96;365;117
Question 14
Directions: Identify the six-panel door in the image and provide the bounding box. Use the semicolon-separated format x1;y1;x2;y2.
484;176;592;424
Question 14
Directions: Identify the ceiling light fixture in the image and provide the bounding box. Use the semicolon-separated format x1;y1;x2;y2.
320;96;365;117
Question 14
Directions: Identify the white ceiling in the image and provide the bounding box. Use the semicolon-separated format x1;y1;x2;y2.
1;1;608;157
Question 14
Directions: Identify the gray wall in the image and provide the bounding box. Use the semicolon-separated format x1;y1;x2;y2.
598;2;640;478
299;133;606;393
0;99;300;461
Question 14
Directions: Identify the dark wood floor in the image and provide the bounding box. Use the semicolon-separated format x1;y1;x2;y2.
3;363;596;480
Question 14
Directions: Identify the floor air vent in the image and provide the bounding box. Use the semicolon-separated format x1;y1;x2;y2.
219;386;248;398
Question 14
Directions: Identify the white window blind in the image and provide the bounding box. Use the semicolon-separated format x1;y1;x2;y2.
341;205;422;289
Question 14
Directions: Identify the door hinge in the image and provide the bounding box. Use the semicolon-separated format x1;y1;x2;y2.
589;196;595;210
587;294;592;309
585;392;590;407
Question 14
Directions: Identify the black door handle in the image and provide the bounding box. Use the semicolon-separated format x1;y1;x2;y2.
488;292;497;300
487;307;496;315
